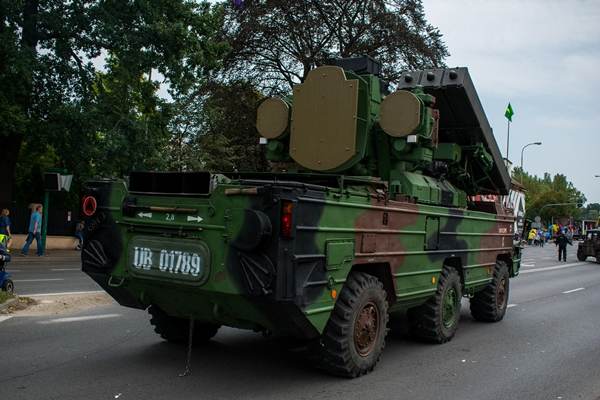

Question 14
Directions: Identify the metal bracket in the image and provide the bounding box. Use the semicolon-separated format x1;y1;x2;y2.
108;275;125;287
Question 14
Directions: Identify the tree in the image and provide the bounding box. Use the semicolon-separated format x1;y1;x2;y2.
513;167;586;224
164;80;268;173
0;0;227;205
198;81;269;172
582;203;599;222
221;0;448;93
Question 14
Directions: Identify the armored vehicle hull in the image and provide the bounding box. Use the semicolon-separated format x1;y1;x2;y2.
82;171;519;376
82;58;520;377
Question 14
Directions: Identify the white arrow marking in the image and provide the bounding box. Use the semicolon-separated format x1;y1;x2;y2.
187;215;203;223
137;212;152;218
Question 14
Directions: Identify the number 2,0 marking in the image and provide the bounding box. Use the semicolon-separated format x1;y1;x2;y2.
165;213;175;221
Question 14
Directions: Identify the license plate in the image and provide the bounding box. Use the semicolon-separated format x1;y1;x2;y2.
128;236;210;283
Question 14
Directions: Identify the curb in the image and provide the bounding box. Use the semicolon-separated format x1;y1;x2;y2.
0;296;18;312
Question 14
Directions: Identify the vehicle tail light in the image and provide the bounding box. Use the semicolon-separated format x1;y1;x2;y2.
82;195;97;217
281;200;294;238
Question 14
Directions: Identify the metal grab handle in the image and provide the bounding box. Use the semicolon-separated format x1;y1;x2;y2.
108;275;125;287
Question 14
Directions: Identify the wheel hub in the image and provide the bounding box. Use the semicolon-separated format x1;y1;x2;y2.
354;301;380;357
442;288;458;329
497;277;507;309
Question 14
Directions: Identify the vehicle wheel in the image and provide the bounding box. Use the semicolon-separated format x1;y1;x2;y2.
596;252;600;264
408;267;462;343
470;261;510;322
320;271;389;378
148;305;220;344
577;252;587;262
2;279;14;294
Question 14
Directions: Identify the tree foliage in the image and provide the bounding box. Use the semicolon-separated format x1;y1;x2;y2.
0;0;227;206
221;0;449;92
1;0;450;208
513;168;586;223
582;203;599;222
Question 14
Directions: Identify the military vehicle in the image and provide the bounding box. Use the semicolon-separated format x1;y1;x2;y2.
577;229;600;262
81;57;520;377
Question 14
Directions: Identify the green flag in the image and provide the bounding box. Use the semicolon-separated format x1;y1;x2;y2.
504;102;514;122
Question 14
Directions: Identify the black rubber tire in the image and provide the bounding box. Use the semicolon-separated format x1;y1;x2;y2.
408;267;462;343
2;279;14;294
577;252;587;262
470;261;510;322
596;252;600;264
319;272;389;378
148;305;220;344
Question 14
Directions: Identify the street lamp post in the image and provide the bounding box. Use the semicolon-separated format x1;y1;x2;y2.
520;141;542;183
539;202;583;225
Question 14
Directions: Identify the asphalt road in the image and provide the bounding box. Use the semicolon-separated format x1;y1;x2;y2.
7;251;101;296
1;245;599;400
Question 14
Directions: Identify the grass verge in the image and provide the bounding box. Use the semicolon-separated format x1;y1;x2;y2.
0;290;14;304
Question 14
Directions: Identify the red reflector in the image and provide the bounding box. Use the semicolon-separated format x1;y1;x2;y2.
82;196;97;217
281;201;293;238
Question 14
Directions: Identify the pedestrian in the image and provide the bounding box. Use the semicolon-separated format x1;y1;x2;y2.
554;231;571;262
75;220;84;250
528;229;536;245
0;208;12;251
21;204;43;256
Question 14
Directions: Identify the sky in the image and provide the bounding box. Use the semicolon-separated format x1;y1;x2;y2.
424;0;600;204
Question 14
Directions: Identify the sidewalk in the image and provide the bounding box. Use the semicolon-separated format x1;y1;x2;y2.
9;234;79;251
9;249;80;264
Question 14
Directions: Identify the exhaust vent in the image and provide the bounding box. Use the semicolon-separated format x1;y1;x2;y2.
129;171;212;196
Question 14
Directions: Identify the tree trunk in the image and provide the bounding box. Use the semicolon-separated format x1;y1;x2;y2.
1;0;39;205
0;134;23;207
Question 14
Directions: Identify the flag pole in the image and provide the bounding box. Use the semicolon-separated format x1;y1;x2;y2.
506;119;510;161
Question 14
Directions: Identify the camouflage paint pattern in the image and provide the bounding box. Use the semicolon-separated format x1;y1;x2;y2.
82;175;519;338
82;58;520;341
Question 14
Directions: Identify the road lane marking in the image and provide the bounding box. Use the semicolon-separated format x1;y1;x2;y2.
521;263;535;267
562;287;585;294
38;313;121;324
507;304;517;308
27;290;104;297
14;278;64;282
51;268;80;271
0;316;13;323
520;262;587;274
